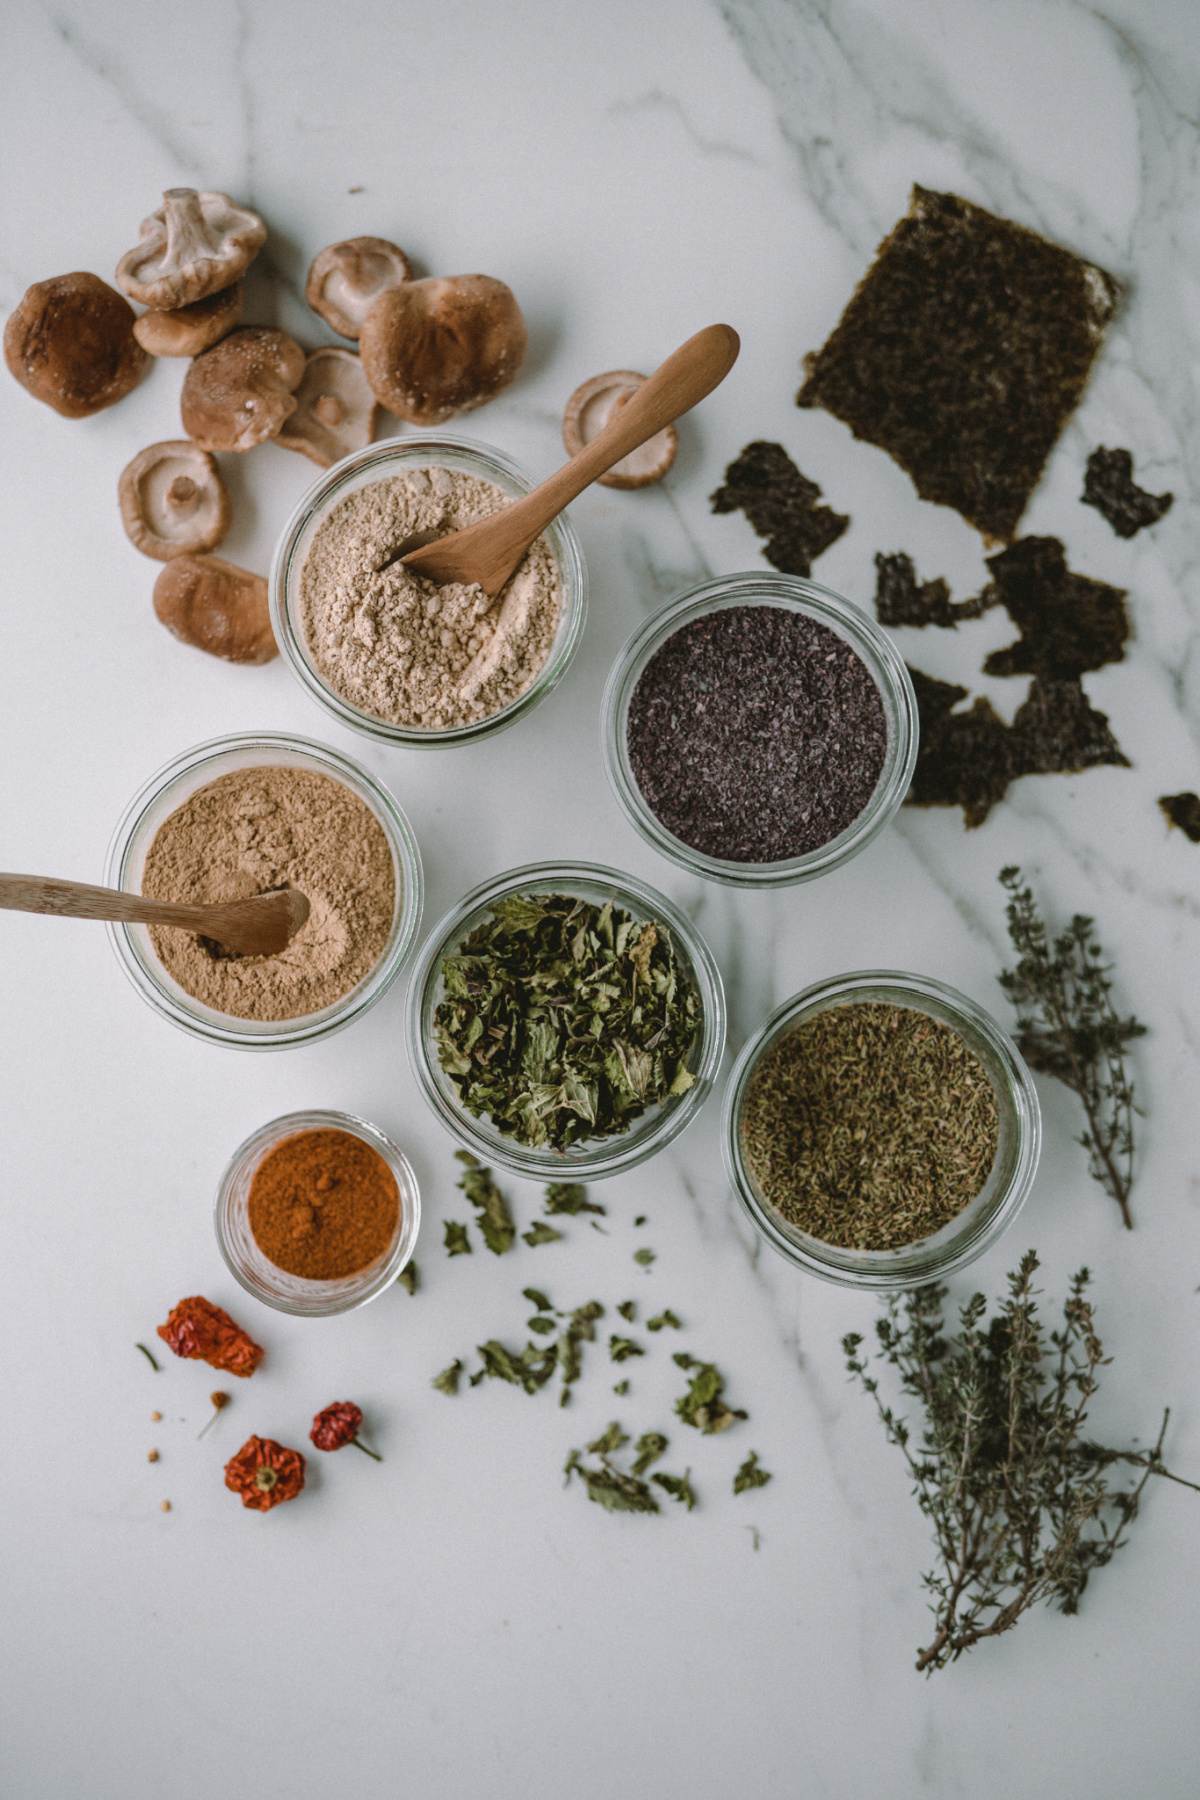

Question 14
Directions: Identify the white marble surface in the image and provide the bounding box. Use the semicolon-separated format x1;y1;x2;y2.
2;1;1200;1794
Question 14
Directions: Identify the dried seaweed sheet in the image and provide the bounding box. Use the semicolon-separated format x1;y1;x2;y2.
1159;792;1200;842
797;187;1118;541
1082;447;1173;538
710;440;848;576
874;552;991;629
979;537;1128;679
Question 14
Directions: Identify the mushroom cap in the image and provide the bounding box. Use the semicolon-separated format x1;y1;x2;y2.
276;348;380;468
133;282;244;358
305;237;412;340
359;274;527;425
3;271;148;418
153;554;278;664
180;326;306;453
562;371;678;489
118;441;232;562
116;188;267;310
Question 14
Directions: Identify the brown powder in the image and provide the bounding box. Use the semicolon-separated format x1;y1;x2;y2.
141;766;395;1020
248;1129;400;1279
299;466;562;729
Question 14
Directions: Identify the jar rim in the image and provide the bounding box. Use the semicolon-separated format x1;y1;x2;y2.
600;572;919;888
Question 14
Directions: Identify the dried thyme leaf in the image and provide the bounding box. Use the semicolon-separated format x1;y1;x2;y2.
617;1301;636;1322
647;1310;681;1332
673;1355;748;1434
523;1287;552;1312
609;1335;644;1364
455;1151;515;1255
845;1252;1200;1673
522;1220;563;1248
432;1359;463;1395
586;1421;629;1456
443;1221;471;1257
733;1452;773;1494
434;894;701;1150
527;1316;556;1335
545;1182;604;1216
476;1338;558;1395
999;868;1145;1227
634;1248;656;1268
652;1470;697;1511
395;1262;419;1294
632;1432;669;1476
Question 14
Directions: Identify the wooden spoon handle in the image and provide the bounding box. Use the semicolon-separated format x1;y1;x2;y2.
0;872;229;934
500;323;739;539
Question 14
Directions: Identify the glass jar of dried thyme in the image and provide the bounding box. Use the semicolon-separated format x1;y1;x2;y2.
722;971;1040;1288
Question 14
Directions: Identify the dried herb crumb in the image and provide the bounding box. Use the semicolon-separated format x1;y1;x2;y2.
1159;793;1200;842
545;1182;604;1216
647;1310;681;1332
733;1452;773;1495
443;1221;471;1257
609;1334;644;1363
395;1261;419;1294
673;1354;747;1434
617;1301;636;1322
634;1215;647;1226
564;1448;660;1514
710;440;848;576
587;1421;629;1456
523;1287;552;1312
1082;447;1172;538
522;1220;563;1248
632;1431;669;1476
613;1380;630;1395
527;1315;556;1335
634;1248;656;1268
652;1470;697;1511
433;1359;463;1395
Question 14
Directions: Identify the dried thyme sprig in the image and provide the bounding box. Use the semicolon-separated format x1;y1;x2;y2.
998;867;1145;1227
844;1252;1198;1674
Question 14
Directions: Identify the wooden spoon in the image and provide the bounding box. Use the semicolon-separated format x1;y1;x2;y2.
0;874;310;957
399;322;740;595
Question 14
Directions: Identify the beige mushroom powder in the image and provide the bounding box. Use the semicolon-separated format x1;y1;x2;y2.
141;766;395;1020
298;467;562;729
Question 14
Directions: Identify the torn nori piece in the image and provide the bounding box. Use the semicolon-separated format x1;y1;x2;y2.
1082;447;1173;538
1159;793;1200;842
979;538;1128;680
710;440;848;577
797;186;1118;542
873;552;992;629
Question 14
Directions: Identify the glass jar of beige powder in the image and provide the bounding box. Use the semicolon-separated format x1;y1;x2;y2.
270;436;588;747
105;733;423;1048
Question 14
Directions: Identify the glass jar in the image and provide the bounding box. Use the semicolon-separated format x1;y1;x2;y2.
722;970;1041;1288
407;860;726;1181
104;732;423;1049
215;1109;420;1316
269;434;588;747
600;572;918;888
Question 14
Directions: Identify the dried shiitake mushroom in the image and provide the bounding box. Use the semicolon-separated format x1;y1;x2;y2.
153;554;277;664
4;272;148;418
562;370;678;489
180;327;306;453
133;283;244;358
305;237;411;340
116;188;266;310
276;348;379;468
118;441;231;561
359;274;526;425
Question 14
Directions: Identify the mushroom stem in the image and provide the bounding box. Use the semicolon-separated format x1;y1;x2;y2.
315;394;345;427
161;188;216;269
167;475;198;506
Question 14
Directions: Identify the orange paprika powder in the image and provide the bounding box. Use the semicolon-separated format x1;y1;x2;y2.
247;1128;400;1280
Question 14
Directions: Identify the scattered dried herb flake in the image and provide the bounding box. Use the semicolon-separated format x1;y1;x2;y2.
395;1261;418;1294
522;1220;563;1248
609;1335;644;1364
673;1354;747;1435
443;1221;471;1257
733;1452;773;1495
564;1449;659;1514
545;1182;604;1216
456;1151;515;1254
653;1470;698;1511
647;1310;681;1332
433;1360;463;1395
632;1432;669;1476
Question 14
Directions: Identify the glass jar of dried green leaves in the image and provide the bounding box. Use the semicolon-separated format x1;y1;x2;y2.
722;971;1040;1288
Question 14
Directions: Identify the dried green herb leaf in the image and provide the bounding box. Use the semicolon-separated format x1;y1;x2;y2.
455;1151;515;1255
634;1248;656;1267
434;894;701;1150
527;1315;556;1335
395;1261;419;1294
477;1338;558;1395
647;1310;681;1332
673;1356;747;1434
564;1451;660;1514
609;1335;644;1364
632;1431;669;1476
443;1221;471;1257
613;1380;630;1396
469;1368;486;1387
999;869;1145;1227
587;1421;629;1456
522;1220;563;1248
634;1214;647;1226
845;1252;1199;1673
733;1451;773;1494
617;1301;636;1322
545;1182;605;1216
653;1470;697;1511
523;1287;552;1312
432;1359;463;1395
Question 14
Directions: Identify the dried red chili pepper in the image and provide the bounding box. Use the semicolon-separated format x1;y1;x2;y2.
224;1436;306;1511
157;1296;263;1378
310;1401;382;1460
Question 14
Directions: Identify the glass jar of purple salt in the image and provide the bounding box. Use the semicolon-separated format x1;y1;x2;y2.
600;573;918;888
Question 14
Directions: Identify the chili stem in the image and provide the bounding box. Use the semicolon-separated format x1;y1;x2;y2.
135;1343;161;1371
350;1436;383;1462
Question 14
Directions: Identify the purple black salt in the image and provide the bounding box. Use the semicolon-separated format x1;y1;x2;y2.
625;604;887;864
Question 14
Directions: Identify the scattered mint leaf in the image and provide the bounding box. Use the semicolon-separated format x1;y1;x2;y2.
632;1431;668;1476
432;1359;463;1395
733;1451;773;1494
617;1301;636;1322
653;1470;697;1511
469;1368;486;1387
444;1220;471;1256
477;1338;557;1395
634;1248;656;1267
587;1421;629;1456
456;1151;516;1254
674;1356;747;1434
634;1215;647;1226
545;1182;605;1216
528;1315;556;1335
395;1262;419;1294
523;1220;563;1248
613;1380;630;1396
647;1310;681;1332
523;1287;553;1312
564;1450;660;1514
609;1335;644;1364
